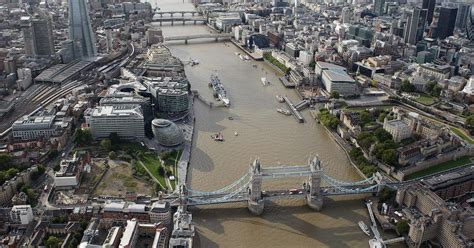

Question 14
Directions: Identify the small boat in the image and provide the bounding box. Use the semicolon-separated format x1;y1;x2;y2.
276;108;291;116
369;239;383;248
228;116;234;120
252;64;257;68
261;77;269;86
276;95;284;103
244;55;250;60
239;55;245;60
358;221;371;236
234;132;238;136
235;52;240;56
211;132;224;142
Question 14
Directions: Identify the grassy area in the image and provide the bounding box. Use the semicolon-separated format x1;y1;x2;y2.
263;53;290;73
451;127;474;144
140;153;167;188
414;95;436;105
405;156;473;180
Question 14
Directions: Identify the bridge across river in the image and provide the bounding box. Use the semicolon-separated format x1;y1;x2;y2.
152;16;206;25
164;33;233;44
159;156;390;215
154;10;199;17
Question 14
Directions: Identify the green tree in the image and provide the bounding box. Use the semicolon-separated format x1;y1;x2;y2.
381;149;398;166
45;235;61;248
374;128;393;142
0;154;12;169
5;168;18;179
360;111;373;126
109;132;121;150
74;129;92;146
47;149;59;159
100;139;112;152
400;79;415;92
396;219;410;235
330;91;340;99
158;166;165;176
0;171;5;185
108;151;117;160
378;112;387;122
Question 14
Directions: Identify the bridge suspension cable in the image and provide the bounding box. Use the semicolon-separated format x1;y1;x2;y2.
188;182;250;204
323;174;375;186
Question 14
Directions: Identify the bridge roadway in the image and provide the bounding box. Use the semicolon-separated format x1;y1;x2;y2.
164;33;233;44
152;16;206;25
154;10;198;17
162;183;379;207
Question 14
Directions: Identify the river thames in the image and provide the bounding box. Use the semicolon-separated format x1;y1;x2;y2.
149;1;398;247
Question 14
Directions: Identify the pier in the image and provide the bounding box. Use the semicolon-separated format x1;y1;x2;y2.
192;90;213;107
278;76;296;88
283;96;304;123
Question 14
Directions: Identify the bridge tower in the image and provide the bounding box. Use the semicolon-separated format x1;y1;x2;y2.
179;184;188;209
306;156;323;211
247;159;264;215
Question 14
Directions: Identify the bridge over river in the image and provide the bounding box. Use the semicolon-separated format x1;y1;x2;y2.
157;156;396;215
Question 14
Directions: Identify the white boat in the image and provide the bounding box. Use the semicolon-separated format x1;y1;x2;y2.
239;55;245;60
235;52;240;56
234;132;238;136
369;239;384;248
358;221;371;236
276;108;291;116
276;95;284;103
244;55;250;60
261;77;269;86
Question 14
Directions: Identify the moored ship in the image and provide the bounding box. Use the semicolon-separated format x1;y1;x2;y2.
209;74;230;107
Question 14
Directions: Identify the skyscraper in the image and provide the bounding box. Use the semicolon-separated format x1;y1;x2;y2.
68;0;97;58
422;0;436;25
467;5;474;42
437;7;457;39
22;14;55;57
374;0;385;16
454;3;470;30
404;8;428;45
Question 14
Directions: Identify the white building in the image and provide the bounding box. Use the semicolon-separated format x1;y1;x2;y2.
316;61;357;96
149;201;172;225
87;105;145;140
383;118;413;142
10;205;34;225
119;219;138;248
12;115;60;141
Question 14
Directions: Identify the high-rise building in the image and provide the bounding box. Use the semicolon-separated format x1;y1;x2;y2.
437;7;458;39
22;15;55;57
374;0;385;16
453;3;470;30
467;5;474;42
422;0;436;25
404;8;428;45
68;0;97;58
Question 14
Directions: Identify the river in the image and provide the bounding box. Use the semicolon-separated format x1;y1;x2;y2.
149;1;393;247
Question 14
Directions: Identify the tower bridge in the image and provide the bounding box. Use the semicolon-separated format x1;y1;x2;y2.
160;156;389;215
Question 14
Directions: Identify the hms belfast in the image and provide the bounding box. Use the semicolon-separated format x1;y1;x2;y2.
209;74;230;107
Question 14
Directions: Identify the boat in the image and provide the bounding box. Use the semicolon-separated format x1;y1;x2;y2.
276;95;284;103
235;52;240;56
210;74;230;107
369;239;384;248
252;64;258;68
234;132;238;136
276;108;291;116
358;221;371;236
191;59;200;66
211;132;224;141
228;116;234;120
261;77;269;86
239;55;245;60
244;55;250;60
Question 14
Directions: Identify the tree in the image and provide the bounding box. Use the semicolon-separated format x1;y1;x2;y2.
74;129;92;146
378;112;387;122
158;166;165;176
360;111;373;126
400;79;415;92
5;168;18;179
108;151;117;160
109;132;121;150
330;91;340;99
381;149;397;166
396;219;410;235
45;235;61;248
374;128;393;142
0;154;12;170
100;139;112;152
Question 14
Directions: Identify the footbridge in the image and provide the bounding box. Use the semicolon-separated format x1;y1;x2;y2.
164;33;233;44
161;156;389;215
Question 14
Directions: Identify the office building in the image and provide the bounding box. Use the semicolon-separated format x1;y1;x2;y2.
374;0;385;16
10;205;34;225
468;5;474;42
87;105;145;140
316;62;357;96
454;3;471;30
68;0;97;58
437;7;458;39
22;15;55;57
12;115;60;141
422;0;436;25
404;8;428;45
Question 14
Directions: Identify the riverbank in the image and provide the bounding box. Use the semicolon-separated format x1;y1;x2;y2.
229;39;263;60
